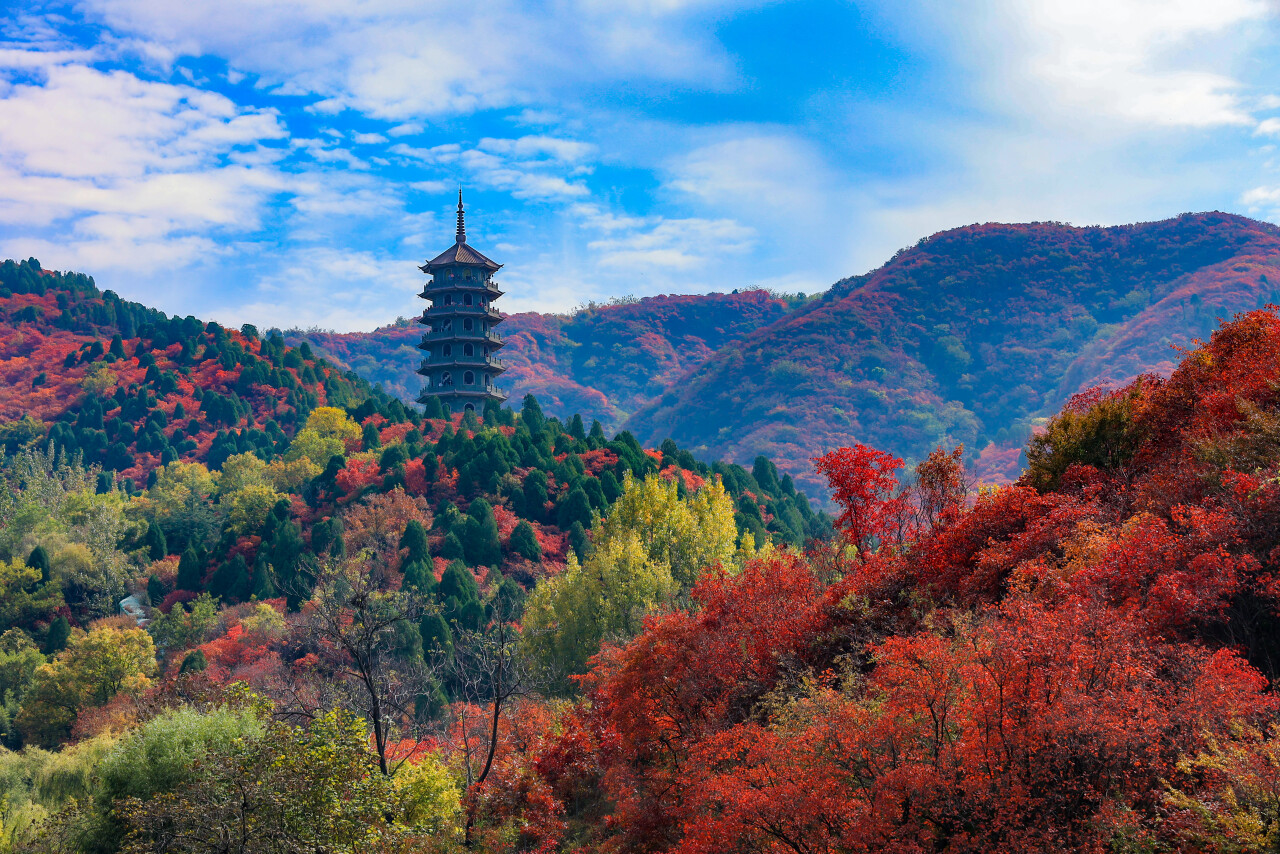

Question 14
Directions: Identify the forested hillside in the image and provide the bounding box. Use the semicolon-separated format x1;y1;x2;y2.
628;212;1280;493
286;289;798;430
0;257;825;851
7;249;1280;850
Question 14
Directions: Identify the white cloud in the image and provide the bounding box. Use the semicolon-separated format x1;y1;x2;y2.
292;137;369;170
1240;184;1280;222
0;50;299;317
0;59;288;247
664;133;845;258
393;137;593;200
588;216;753;269
0;47;98;68
76;0;739;120
224;247;423;331
988;0;1271;129
0;63;284;179
478;135;595;163
353;132;388;144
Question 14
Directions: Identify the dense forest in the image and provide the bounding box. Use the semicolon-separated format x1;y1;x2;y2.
0;258;827;852
9;256;1280;851
293;212;1280;497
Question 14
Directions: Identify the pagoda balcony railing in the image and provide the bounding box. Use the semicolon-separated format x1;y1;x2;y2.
418;356;507;371
420;280;502;298
423;305;503;322
417;328;503;345
420;384;508;399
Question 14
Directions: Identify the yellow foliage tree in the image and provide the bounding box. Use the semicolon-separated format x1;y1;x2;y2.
16;626;156;747
285;407;360;465
0;558;63;628
594;472;739;587
523;532;676;683
225;484;285;535
144;461;219;550
522;472;739;686
80;364;117;397
267;456;320;492
216;452;269;496
393;753;462;835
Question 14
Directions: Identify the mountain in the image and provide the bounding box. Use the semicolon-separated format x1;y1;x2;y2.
285;289;800;430
290;213;1280;497
626;212;1280;493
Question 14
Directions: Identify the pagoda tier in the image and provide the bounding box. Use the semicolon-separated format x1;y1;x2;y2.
415;192;508;411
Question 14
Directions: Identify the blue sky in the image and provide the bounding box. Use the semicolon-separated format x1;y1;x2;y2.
2;1;1279;331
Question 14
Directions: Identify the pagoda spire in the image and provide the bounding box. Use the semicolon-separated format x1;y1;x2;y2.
456;188;466;244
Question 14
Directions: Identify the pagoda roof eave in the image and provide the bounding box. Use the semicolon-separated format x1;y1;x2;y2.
421;240;502;272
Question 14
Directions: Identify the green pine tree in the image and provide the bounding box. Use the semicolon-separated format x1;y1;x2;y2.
508;520;542;562
144;523;168;561
402;560;437;596
401;520;430;564
521;394;545;434
556;485;593;530
461;499;502;567
568;521;589;562
46;616;70;653
440;531;465;561
176;547;203;591
421;396;445;420
25;546;50;584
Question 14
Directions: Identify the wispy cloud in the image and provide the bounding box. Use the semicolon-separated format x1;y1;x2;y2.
3;0;1279;332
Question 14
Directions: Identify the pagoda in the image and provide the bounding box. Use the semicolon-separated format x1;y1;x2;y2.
416;192;507;413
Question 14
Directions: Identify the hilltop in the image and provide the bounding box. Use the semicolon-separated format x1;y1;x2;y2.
627;212;1280;492
0;256;822;580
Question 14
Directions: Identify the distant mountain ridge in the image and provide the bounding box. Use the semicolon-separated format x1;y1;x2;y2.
285;289;799;428
285;212;1280;494
627;212;1280;493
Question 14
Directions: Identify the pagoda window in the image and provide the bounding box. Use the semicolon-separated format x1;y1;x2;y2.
443;294;452;306
464;318;474;331
464;343;474;357
464;293;473;306
443;344;452;357
441;371;453;386
464;403;475;412
464;371;475;385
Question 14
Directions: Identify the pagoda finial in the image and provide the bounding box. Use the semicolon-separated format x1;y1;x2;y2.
456;188;466;243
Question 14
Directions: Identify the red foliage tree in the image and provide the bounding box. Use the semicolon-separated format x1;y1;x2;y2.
813;443;911;557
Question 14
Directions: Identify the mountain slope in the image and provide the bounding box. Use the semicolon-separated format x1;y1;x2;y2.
625;212;1280;493
0;257;384;487
286;290;798;430
0;256;823;578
